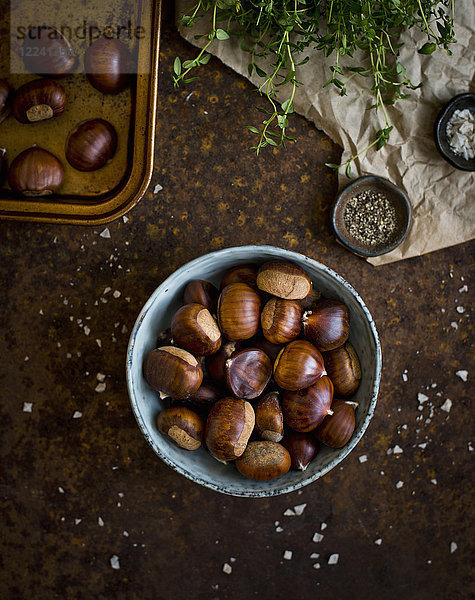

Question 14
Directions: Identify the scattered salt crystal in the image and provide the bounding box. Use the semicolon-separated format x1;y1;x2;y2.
374;539;382;545
103;287;111;295
110;555;120;570
84;326;90;336
450;542;457;554
402;372;408;382
313;563;321;569
396;481;404;489
96;339;102;348
293;503;307;515
441;399;452;413
123;531;129;536
328;554;339;565
450;322;458;330
23;402;33;412
39;309;44;315
458;285;468;293
75;518;82;525
310;553;320;559
418;393;429;404
123;216;129;223
185;91;195;102
153;184;163;194
58;487;65;493
113;290;121;298
97;373;106;382
100;228;111;239
274;521;279;526
418;443;427;449
283;508;296;516
320;523;327;530
230;557;236;563
73;411;82;419
283;550;292;560
393;445;403;454
468;442;474;452
456;306;465;313
312;532;324;543
98;517;104;526
359;455;368;463
455;370;468;382
121;325;128;334
95;382;106;393
222;563;232;574
431;479;437;485
276;526;283;533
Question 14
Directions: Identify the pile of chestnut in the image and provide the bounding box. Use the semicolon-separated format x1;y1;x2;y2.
144;260;362;482
0;26;133;196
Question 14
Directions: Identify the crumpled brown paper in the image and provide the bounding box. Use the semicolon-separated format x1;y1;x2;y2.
176;1;474;265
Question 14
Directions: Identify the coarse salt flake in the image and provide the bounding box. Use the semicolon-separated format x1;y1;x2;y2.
402;372;408;382
396;481;404;489
393;445;403;454
123;531;129;536
72;411;82;419
312;532;324;543
313;563;321;569
320;522;327;530
431;479;437;485
153;184;163;194
455;370;468;382
283;550;293;560
310;553;320;559
418;393;429;404
84;326;91;336
450;322;458;330
293;503;307;515
100;228;111;239
113;290;121;298
283;508;296;516
441;399;452;413
110;555;120;569
96;339;102;348
123;216;129;223
75;518;82;525
98;516;104;526
456;306;465;313
328;553;339;565
58;487;65;493
95;382;106;393
458;285;468;293
450;542;457;554
276;526;283;533
23;402;33;412
374;539;382;545
359;455;368;463
103;287;111;294
222;563;232;574
97;373;106;382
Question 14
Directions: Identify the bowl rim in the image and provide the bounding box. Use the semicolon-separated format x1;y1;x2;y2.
331;175;412;258
126;245;382;497
433;92;475;172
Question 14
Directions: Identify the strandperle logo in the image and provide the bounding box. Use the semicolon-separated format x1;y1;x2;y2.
14;21;147;45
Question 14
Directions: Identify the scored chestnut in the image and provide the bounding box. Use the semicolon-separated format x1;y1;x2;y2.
261;297;302;344
302;298;349;351
257;261;312;300
220;264;258;289
171;303;222;356
205;397;255;462
84;38;133;94
143;346;203;400
255;391;284;442
205;340;241;383
282;375;334;432
224;347;272;400
8;146;64;196
273;339;325;391
12;78;66;124
22;26;77;77
157;406;204;451
66;118;117;171
236;441;291;481
0;79;11;124
183;280;219;313
314;399;358;448
217;283;261;341
281;431;318;471
324;342;361;396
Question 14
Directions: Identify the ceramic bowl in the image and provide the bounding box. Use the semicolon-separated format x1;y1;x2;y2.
433;93;475;171
331;175;411;258
126;246;382;497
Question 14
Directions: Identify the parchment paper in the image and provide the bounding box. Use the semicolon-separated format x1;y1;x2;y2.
176;1;475;265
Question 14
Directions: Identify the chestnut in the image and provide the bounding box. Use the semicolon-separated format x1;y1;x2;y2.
261;297;302;344
22;26;77;77
220;264;258;289
217;283;261;341
157;406;204;450
236;441;291;480
282;375;334;432
181;380;225;410
8;146;64;196
205;340;241;383
66;118;117;171
84;38;133;94
324;342;361;396
224;347;272;400
314;399;358;448
183;280;219;313
273;339;325;391
171;303;221;356
257;261;312;300
0;79;11;124
282;431;318;471
302;298;349;351
12;79;66;124
143;346;203;400
205;397;255;462
255;391;284;442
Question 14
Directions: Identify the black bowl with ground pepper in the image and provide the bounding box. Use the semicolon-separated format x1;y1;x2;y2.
331;175;411;258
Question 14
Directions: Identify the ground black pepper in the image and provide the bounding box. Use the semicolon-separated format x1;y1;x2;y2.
343;190;397;246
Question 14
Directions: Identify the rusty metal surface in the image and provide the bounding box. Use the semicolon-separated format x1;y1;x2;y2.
0;7;473;600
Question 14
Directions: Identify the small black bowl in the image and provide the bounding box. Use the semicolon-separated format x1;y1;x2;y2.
433;93;475;171
331;175;412;258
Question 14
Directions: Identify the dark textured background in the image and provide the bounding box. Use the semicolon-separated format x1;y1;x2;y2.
0;5;473;600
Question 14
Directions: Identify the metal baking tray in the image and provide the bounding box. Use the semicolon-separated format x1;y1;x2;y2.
0;0;160;224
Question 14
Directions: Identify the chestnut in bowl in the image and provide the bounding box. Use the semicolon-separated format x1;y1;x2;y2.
13;79;66;124
84;38;133;94
127;245;381;497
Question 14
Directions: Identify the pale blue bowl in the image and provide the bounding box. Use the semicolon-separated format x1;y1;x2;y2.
126;246;382;497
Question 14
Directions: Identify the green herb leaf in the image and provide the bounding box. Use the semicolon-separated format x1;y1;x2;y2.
216;29;230;40
173;57;181;76
418;42;437;55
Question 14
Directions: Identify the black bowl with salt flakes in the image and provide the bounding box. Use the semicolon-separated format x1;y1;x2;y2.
331;175;411;258
433;92;475;172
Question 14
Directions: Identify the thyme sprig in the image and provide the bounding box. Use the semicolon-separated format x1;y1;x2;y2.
174;0;455;174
